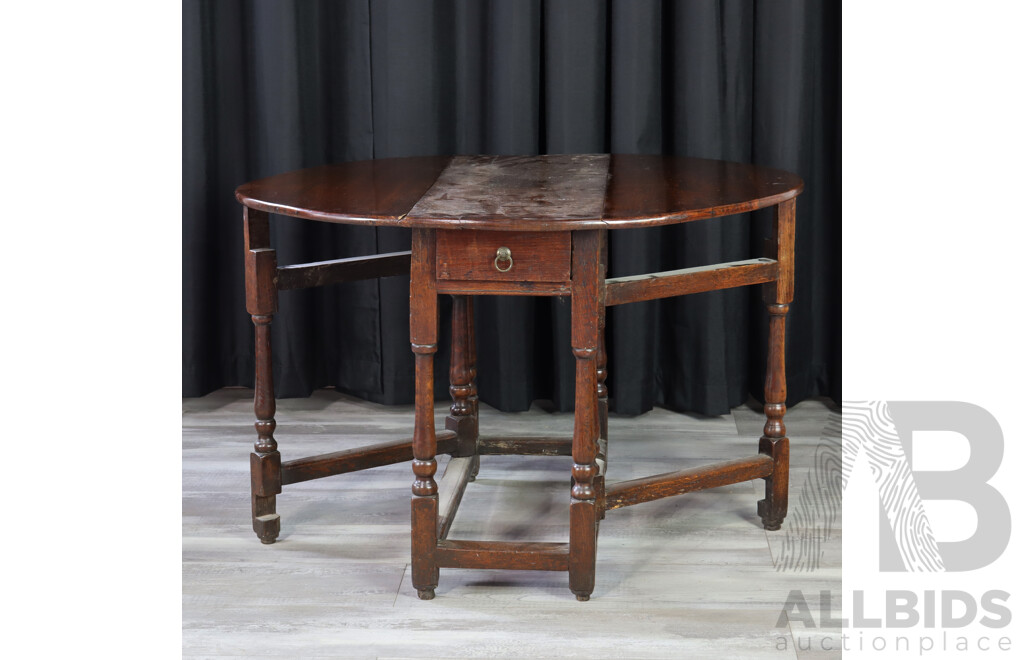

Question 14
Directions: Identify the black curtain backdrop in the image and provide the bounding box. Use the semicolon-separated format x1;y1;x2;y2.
183;0;840;416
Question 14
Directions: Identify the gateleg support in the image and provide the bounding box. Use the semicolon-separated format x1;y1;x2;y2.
244;208;282;544
758;199;795;531
568;230;602;601
410;229;440;599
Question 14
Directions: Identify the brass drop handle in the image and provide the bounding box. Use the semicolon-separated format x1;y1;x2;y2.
494;246;513;272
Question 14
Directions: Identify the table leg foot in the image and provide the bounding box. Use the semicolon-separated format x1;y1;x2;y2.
568;496;597;602
758;497;785;531
253;511;281;544
250;447;281;544
417;588;436;600
757;432;789;532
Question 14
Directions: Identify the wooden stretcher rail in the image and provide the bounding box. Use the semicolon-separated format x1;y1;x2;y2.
280;431;458;485
437;456;478;540
604;258;778;306
276;250;412;290
604;454;775;511
435;540;571;571
436;280;571;296
477;436;573;456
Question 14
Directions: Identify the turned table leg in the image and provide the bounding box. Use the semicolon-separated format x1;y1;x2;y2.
569;230;601;601
243;208;282;544
410;229;440;600
446;295;480;480
595;323;608;520
758;198;795;531
595;231;609;519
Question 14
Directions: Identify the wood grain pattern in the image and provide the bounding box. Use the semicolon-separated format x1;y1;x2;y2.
764;197;796;305
279;432;458;485
409;228;440;599
604;455;774;511
758;302;790;531
235;155;803;231
602;154;803;226
242;206;270;252
436;456;476;541
435;540;570;571
232;154;803;601
235;156;452;224
436;279;571;296
243;208;281;545
275;251;411;291
758;200;795;531
445;295;479;461
477;436;573;456
569;229;602;601
244;249;277;318
596;231;609;519
605;258;778;306
436;230;571;282
407;154;610;222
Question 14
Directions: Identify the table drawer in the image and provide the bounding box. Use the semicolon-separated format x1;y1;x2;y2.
436;230;571;283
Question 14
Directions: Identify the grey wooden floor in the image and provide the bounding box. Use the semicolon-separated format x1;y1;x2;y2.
183;388;841;659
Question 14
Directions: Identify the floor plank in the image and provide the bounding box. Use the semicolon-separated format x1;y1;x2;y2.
183;388;839;658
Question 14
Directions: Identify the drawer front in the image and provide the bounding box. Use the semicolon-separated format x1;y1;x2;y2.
436;230;571;282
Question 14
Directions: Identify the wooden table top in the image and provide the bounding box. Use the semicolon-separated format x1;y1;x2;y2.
235;154;803;231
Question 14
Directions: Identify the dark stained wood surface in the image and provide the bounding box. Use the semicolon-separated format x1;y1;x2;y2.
279;431;458;486
601;155;802;225
435;279;571;296
445;294;479;459
235;156;452;223
236;155;803;231
604;257;778;306
276;251;411;291
436;456;476;541
758;199;795;531
435;540;570;572
243;207;282;545
477;436;573;456
604;455;774;511
436;229;571;282
409;228;441;600
234;153;801;599
568;230;602;601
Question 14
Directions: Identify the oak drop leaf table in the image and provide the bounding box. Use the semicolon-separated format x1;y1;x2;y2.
235;154;803;601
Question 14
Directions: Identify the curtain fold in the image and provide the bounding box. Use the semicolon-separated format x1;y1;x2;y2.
183;0;840;416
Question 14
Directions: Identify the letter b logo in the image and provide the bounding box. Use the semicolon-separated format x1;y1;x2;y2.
844;402;1010;572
